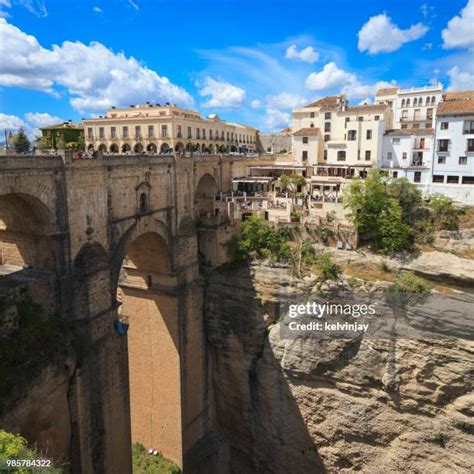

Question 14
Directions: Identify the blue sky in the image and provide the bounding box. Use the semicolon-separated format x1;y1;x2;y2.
0;0;473;136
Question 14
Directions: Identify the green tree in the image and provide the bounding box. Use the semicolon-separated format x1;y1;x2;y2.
35;136;49;151
13;128;30;153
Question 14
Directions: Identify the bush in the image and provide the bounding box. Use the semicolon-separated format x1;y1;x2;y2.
225;215;292;263
132;443;181;473
428;194;465;231
314;252;341;283
385;272;432;307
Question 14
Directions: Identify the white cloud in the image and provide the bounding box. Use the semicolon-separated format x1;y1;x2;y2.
16;0;47;17
198;76;246;108
358;98;372;105
24;112;63;127
0;18;194;113
251;99;262;109
93;6;102;13
447;66;474;90
265;108;290;131
305;62;355;91
127;0;139;11
342;79;396;100
442;0;474;51
265;92;306;109
285;44;319;64
0;1;11;7
358;14;428;54
0;112;25;130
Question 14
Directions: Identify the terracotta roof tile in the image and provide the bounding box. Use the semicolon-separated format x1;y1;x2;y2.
443;90;474;101
375;87;400;96
437;99;474;115
293;127;320;136
304;95;345;109
339;104;388;115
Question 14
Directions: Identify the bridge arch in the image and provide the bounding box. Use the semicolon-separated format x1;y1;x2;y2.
0;193;57;271
195;173;218;217
134;143;143;153
147;143;157;154
110;143;119;153
113;224;182;465
122;143;131;153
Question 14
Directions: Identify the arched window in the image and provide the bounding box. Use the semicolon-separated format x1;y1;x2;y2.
426;97;431;105
401;99;405;107
139;193;147;213
406;98;410;106
414;98;417;106
431;96;436;104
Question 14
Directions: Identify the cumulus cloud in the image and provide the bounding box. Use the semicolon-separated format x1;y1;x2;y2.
251;99;262;109
265;92;306;109
442;0;474;50
305;62;355;91
447;66;474;90
0;0;11;7
24;112;63;127
285;44;319;63
93;6;102;13
358;14;428;54
0;112;25;130
342;80;397;100
265;108;290;131
0;18;194;113
198;77;246;108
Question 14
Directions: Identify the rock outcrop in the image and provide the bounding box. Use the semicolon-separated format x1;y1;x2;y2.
205;261;474;472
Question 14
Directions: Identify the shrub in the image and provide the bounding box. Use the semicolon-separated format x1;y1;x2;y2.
314;252;341;283
428;194;465;231
385;272;432;307
132;442;181;473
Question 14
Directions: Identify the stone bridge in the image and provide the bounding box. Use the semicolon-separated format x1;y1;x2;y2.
0;152;242;472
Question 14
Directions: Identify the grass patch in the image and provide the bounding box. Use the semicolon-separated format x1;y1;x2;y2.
132;443;180;474
342;262;398;283
385;272;432;307
458;206;474;229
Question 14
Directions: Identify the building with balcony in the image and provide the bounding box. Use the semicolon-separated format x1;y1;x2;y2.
375;84;443;130
82;103;260;154
381;128;434;189
431;91;474;203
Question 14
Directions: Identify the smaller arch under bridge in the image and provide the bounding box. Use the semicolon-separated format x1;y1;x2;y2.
0;152;238;473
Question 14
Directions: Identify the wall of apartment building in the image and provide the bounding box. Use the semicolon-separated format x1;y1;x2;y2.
292;135;319;166
433;114;474;188
393;87;442;129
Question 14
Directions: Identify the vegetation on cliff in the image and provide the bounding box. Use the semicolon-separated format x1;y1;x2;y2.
0;430;61;473
344;170;465;254
0;298;73;414
132;443;180;474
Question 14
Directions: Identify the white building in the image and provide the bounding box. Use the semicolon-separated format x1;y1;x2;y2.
381;128;434;191
431;92;474;204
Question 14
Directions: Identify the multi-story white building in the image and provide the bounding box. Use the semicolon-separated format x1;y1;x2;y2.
83;103;260;154
431;92;474;204
376;84;443;130
381;128;434;191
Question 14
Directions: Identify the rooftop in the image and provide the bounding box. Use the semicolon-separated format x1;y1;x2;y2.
304;95;346;109
41;121;83;130
385;128;434;136
437;99;474;115
293;127;320;136
442;90;474;101
375;87;400;96
339;104;388;115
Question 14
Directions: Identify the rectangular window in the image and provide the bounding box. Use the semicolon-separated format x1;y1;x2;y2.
177;125;182;138
366;130;372;140
302;137;308;144
345;117;350;128
374;115;380;121
402;152;407;160
111;127;116;138
99;127;104;139
414;171;421;183
440;122;449;130
87;127;93;139
447;176;459;184
462;176;474;184
187;126;192;139
438;156;446;164
467;139;474;151
325;112;331;120
358;116;363;122
459;156;467;165
427;108;434;119
310;112;315;118
196;128;200;139
209;129;213;140
135;126;141;138
202;129;206;139
365;150;371;161
123;126;128;138
464;120;474;134
324;122;331;132
161;125;167;137
437;139;449;152
393;171;398;178
387;152;392;160
392;138;400;145
324;134;330;142
432;175;444;183
302;151;308;161
337;151;346;161
323;150;327;161
348;130;357;141
148;125;154;137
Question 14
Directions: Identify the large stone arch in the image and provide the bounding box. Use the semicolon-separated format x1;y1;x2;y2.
0;192;57;270
195;173;218;217
113;224;183;465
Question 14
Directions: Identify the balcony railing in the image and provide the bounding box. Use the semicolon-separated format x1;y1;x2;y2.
463;129;474;135
401;116;433;122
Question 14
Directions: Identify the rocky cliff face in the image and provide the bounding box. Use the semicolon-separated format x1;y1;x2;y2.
205;260;474;472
